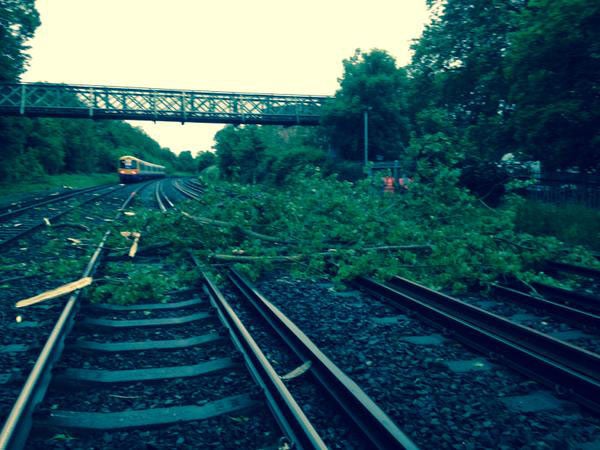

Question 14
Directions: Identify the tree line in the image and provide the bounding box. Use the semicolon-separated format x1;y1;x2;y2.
1;0;598;186
212;0;599;192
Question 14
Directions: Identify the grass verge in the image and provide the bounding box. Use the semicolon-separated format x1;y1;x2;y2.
0;173;119;200
514;199;600;251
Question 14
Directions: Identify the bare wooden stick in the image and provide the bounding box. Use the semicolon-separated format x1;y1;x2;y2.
15;277;93;308
362;244;433;252
212;254;304;262
493;237;535;251
211;244;432;263
181;211;296;244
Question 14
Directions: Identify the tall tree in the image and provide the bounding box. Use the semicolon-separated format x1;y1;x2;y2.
0;0;40;81
176;150;195;172
0;0;40;181
196;151;216;172
26;118;65;174
506;0;600;171
408;0;525;160
214;125;243;180
322;49;410;161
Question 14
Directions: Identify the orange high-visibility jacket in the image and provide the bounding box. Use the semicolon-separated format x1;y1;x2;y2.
383;176;395;192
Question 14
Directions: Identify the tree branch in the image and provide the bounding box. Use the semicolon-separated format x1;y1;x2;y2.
181;211;296;244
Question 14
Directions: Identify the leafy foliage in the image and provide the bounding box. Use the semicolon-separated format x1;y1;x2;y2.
322;49;410;161
514;199;600;251
214;125;327;185
408;0;600;174
196;151;217;172
506;0;600;171
89;262;197;305
0;115;192;182
0;0;40;82
117;165;599;293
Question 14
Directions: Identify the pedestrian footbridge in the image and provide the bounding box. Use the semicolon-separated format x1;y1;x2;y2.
0;83;329;125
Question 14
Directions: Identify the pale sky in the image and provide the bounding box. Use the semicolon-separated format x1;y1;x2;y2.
23;0;430;155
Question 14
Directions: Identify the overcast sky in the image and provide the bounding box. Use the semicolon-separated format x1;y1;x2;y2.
23;0;430;155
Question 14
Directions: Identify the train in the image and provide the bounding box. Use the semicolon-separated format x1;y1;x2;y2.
118;155;166;183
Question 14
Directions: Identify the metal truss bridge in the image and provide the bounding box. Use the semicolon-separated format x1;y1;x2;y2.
0;83;330;126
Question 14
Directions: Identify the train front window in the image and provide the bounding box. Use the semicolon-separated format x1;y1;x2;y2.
120;159;137;169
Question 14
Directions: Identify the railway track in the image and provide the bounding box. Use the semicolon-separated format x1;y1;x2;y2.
221;268;416;449
530;261;600;315
154;179;600;443
250;274;600;448
355;275;600;413
0;184;125;248
491;283;600;330
0;182;150;425
0;184;115;219
7;176;598;447
172;178;204;201
0;183;145;450
154;179;175;212
2;178;417;449
487;260;600;333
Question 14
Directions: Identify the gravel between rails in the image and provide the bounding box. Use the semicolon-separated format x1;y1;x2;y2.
163;178;192;205
218;282;371;449
42;372;256;412
27;409;281;450
0;185;119;233
90;304;206;320
74;320;222;343
256;273;600;449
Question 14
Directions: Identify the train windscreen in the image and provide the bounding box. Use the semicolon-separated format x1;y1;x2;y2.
119;158;138;169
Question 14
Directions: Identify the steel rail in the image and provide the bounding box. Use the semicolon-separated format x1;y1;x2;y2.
182;179;204;195
546;261;600;279
531;281;600;314
0;184;125;248
156;179;179;212
0;187;141;450
355;276;600;413
227;269;418;450
491;283;600;329
385;276;600;380
200;270;327;450
0;184;114;221
173;180;202;200
160;179;176;210
154;180;169;212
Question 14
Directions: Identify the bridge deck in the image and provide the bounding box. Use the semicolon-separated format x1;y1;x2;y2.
0;83;329;125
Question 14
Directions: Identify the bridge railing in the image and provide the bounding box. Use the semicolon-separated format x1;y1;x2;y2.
0;83;329;125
